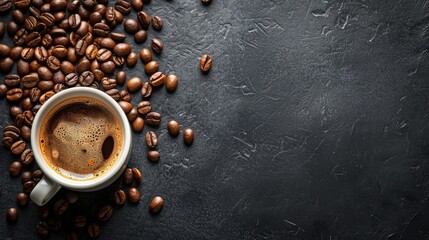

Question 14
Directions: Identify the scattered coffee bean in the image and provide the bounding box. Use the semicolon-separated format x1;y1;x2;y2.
202;0;212;5
16;192;29;206
21;149;34;165
126;52;139;67
120;90;131;102
137;11;150;28
148;196;164;213
139;48;152;63
0;84;8;97
118;101;133;114
144;60;159;74
149;72;166;87
152;16;163;31
132;168;142;183
106;89;120;101
167;120;180;136
6;208;18;223
122;168;133;185
134;30;147;43
87;223;100;238
102;78;117;90
66;191;79;204
126;77;143;92
9;161;22;177
183;128;195;145
165;74;179;92
36;221;50;237
128;187;140;203
53;199;68;215
20;125;31;142
131;0;143;11
47;215;62;232
113;43;131;57
132;117;145;132
11;140;25;155
114;189;126;205
150;38;163;53
147;150;160;162
145;112;161;126
6;88;23;102
127;108;138;122
32;169;43;183
116;71;127;84
124;18;139;34
141;82;152;98
23;181;35;194
21;171;32;184
98;205;113;221
145;131;158;148
73;215;86;228
137;101;151;115
200;54;213;73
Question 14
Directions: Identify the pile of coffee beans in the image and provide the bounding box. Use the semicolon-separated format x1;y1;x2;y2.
0;0;210;237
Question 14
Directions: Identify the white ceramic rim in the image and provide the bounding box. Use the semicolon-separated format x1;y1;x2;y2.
31;87;132;190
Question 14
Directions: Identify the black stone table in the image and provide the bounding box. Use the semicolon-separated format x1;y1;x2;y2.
2;0;429;239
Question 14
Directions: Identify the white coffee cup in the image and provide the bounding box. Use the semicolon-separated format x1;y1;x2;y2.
30;87;132;206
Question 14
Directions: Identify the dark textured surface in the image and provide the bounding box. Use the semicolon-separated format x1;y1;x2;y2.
2;0;429;239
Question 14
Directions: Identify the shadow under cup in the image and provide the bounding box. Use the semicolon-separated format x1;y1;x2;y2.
30;88;132;206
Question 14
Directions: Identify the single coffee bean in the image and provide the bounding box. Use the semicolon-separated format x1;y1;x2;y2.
76;59;91;74
12;10;25;24
68;13;81;29
9;161;22;177
53;199;68;215
14;0;30;9
139;48;152;63
132;168;142;183
146;112;161;126
183;128;195;145
14;31;28;47
6;208;18;223
4;125;20;136
20;125;31;142
114;190;126;205
126;77;143;92
0;44;10;57
0;0;12;12
152;16;163;31
85;45;98;60
100;61;116;74
141;82;152;98
39;91;55;105
100;38;116;49
128;187;140;203
0;58;14;73
121;168;133;185
79;71;94;86
165;75;179;92
137;101;151;115
89;12;103;25
147;150;160;162
51;0;67;11
202;0;211;4
47;215;62;232
110;32;126;42
66;191;79;204
113;43;131;57
2;137;14;149
120;90;131;102
87;223;100;238
53;83;66;93
35;46;48;62
0;84;7;97
23;181;35;193
116;71;126;84
21;149;34;165
10;46;23;60
21;73;39;89
93;69;105;82
37;81;54;92
73;215;86;228
200;54;213;73
61;61;75;75
148;196;164;213
167;120;180;136
106;89;120;101
93;22;111;37
21;171;31;184
112;55;125;67
25;32;41;48
127;108;138;121
38;67;53;81
32;169;43;183
36;221;49;237
75;39;89;56
11;140;25;155
40;12;55;27
102;78;117;90
150;38;164;54
52;45;68;59
38;206;49;219
131;0;143;10
4;131;19;141
118;101;132;114
98;205;113;222
65;73;79;87
96;48;112;62
134;30;147;44
126;52;138;67
132;117;144;132
17;60;30;76
115;0;131;14
150;72;166;87
137;11;150;28
9;106;23;120
7;21;19;38
124;19;139;34
4;75;20;88
145;131;157;148
16;192;29;206
46;56;61;72
144;61;159;75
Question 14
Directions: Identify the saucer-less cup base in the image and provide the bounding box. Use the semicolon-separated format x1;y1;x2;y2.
30;88;132;206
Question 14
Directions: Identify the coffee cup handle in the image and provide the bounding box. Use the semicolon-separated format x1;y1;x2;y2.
30;176;62;206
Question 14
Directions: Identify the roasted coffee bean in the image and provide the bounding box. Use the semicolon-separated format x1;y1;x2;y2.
53;83;66;93
79;71;94;86
94;22;110;37
110;32;126;42
2;137;14;149
137;101;151;115
113;43;131;57
54;11;66;23
147;150;160;162
81;0;95;8
141;82;152;98
89;12;103;25
165;75;179;92
134;29;147;44
183;128;195;145
0;84;7;97
40;3;50;13
200;54;213;73
115;0;131;14
152;16;163;31
39;91;55;105
131;0;143;10
10;46;22;60
131;168;142;183
65;73;79;87
16;192;29;206
126;77;142;92
150;72;166;87
66;191;79;204
75;38;89;56
37;81;54;92
32;169;43;183
4;75;20;88
0;44;10;57
47;215;62;231
100;38;116;49
128;187;140;203
53;199;68;215
61;61;75;75
116;71;126;84
145;131;157;148
132;117;144;132
96;48;112;62
87;223;100;238
22;97;33;109
4;125;20;136
122;168;133;184
46;56;61;72
93;69;105;82
118;101;132;113
126;52;138;67
91;60;101;73
98;205;113;222
106;89;120;101
102;78;117;90
25;32;41;48
38;67;53;81
42;34;53;48
23;181;35;193
127;108;138;121
4;131;19;142
9;106;22;120
20;125;31;142
7;21;19;38
21;73;39;89
40;13;55;27
38;206;49;219
167;120;180;136
21;171;31;184
202;0;211;4
77;5;90;20
144;61;158;75
120;90;131;102
9;161;22;177
34;46;48;62
67;0;80;12
112;55;125;67
14;0;30;9
100;61;115;74
6;88;23;102
15;113;25;127
21;149;34;165
145;112;161;126
149;196;164;213
76;59;91;74
66;231;78;240
0;57;14;73
36;221;49;237
114;190;126;205
150;38;164;54
68;13;81;29
105;7;117;25
137;11;150;28
124;19;139;34
0;0;12;12
73;215;86;228
29;60;42;72
51;0;67;11
52;45;68;58
6;208;18;223
85;44;98;60
12;10;25;24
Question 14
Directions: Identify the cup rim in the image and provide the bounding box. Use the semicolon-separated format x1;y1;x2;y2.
31;87;132;190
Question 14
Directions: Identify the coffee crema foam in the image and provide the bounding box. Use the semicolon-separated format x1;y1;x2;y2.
39;97;123;181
